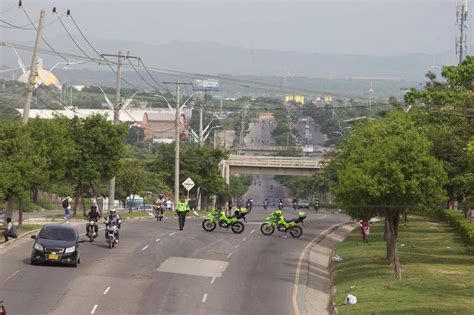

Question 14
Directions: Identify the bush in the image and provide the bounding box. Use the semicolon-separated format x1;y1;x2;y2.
439;209;474;246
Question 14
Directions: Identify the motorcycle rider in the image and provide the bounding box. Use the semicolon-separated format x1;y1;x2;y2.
155;193;166;218
278;198;284;210
246;198;254;212
105;209;121;241
86;204;101;237
263;198;269;210
293;198;298;210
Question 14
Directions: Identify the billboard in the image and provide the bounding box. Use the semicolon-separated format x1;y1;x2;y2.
194;79;219;91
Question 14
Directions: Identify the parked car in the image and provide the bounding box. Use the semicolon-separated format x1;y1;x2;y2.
297;199;310;209
138;204;154;212
30;224;84;267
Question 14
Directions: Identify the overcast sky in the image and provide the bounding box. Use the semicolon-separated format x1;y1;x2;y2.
0;0;471;56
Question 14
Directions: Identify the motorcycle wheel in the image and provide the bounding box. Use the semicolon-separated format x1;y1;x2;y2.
260;223;275;236
108;238;112;249
202;219;217;232
231;221;244;234
289;226;303;238
90;236;94;242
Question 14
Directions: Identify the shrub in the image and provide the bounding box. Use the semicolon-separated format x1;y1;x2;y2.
440;209;474;246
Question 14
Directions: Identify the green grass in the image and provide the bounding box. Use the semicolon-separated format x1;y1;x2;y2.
333;216;474;315
0;224;43;238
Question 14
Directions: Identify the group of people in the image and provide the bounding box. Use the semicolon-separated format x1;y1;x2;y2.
226;197;254;215
263;198;284;210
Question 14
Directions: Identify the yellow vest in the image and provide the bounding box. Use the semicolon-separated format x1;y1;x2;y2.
176;201;189;212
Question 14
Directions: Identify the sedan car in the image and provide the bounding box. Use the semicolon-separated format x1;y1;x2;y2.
31;224;84;267
297;199;310;209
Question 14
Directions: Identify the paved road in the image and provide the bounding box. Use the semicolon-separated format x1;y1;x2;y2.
0;208;347;315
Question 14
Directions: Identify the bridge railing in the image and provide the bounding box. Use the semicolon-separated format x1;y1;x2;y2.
226;155;324;168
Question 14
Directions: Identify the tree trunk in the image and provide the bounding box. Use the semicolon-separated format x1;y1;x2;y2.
385;216;393;261
447;197;455;209
5;198;14;225
18;198;24;227
383;217;388;241
81;195;86;218
73;186;81;217
388;212;402;280
404;212;408;222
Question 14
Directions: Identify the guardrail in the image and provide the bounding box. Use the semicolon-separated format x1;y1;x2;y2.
227;155;324;168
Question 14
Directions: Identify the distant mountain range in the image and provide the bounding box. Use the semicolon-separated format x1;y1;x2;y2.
1;37;465;98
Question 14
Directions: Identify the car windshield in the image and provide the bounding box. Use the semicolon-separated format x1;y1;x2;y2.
38;227;76;241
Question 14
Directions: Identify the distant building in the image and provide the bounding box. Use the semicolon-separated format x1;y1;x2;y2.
142;111;176;140
284;95;305;104
17;69;60;88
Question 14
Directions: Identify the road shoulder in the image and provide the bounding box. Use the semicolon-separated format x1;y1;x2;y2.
295;222;356;315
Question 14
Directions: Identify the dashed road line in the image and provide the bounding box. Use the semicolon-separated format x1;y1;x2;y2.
202;293;208;303
103;286;110;295
242;237;247;242
4;270;19;282
226;252;232;259
142;245;149;251
250;229;255;234
234;244;240;249
90;304;98;314
169;232;176;236
210;277;216;284
155;238;160;242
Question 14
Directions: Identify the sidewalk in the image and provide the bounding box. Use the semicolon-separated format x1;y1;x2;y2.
296;223;356;315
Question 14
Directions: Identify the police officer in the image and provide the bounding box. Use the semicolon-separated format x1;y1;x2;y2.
176;196;190;231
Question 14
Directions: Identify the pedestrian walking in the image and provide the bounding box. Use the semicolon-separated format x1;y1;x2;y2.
176;196;190;231
2;217;17;242
62;196;72;222
360;218;370;243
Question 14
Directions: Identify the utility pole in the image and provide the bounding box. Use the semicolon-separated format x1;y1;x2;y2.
199;92;205;146
22;10;46;125
163;81;193;207
239;104;248;146
456;0;469;64
101;51;139;211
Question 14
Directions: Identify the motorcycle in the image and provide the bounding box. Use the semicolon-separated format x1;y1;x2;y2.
155;205;164;221
202;208;248;234
86;220;98;242
260;210;306;238
105;222;120;248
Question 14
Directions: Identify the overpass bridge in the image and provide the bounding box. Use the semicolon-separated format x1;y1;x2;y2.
220;154;325;184
235;145;323;153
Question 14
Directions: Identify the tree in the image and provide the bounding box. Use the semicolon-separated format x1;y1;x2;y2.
67;115;127;216
405;57;474;208
0;119;45;225
332;112;446;279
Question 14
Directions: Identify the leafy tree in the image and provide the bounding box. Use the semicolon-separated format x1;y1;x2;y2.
332;112;446;279
67;115;127;216
405;57;474;208
0;119;45;224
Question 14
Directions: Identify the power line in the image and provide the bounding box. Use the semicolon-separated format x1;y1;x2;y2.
57;15;94;60
0;18;35;30
21;7;69;62
139;58;169;92
127;57;160;92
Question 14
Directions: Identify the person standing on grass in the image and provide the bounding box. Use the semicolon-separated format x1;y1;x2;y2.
2;217;17;242
62;196;72;222
360;218;370;243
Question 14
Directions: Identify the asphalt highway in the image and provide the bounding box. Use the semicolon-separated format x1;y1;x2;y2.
0;207;347;315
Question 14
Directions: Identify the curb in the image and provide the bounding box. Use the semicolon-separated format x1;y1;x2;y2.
293;221;356;315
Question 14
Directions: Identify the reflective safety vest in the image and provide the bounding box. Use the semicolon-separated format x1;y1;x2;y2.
176;201;189;212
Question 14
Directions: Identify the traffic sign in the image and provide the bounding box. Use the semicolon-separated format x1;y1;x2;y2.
182;177;195;191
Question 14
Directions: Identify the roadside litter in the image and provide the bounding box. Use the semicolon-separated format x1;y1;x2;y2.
332;255;343;262
345;294;358;305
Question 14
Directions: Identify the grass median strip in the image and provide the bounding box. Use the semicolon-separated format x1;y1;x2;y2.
332;216;474;314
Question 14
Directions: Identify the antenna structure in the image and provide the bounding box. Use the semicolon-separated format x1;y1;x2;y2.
456;0;469;64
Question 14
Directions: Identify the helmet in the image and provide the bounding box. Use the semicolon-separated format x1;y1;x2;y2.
274;210;282;216
91;204;97;210
110;209;117;215
159;193;164;198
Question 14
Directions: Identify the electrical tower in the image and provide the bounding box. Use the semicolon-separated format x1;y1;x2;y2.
456;0;469;64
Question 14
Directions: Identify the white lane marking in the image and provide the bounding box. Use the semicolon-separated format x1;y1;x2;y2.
226;253;232;259
242;237;247;242
322;214;327;219
90;305;98;314
169;232;176;236
4;270;19;282
202;293;208;303
103;286;110;295
234;244;240;249
250;229;255;234
155;238;160;242
142;245;149;251
210;277;216;284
